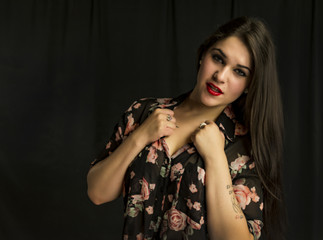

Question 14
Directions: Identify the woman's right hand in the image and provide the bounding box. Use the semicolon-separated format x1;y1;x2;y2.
134;108;177;146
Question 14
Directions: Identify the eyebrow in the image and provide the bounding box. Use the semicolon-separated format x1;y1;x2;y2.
212;47;251;73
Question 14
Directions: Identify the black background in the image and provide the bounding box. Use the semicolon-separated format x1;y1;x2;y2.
1;0;322;239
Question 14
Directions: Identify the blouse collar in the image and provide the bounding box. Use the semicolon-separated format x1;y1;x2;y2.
155;91;247;143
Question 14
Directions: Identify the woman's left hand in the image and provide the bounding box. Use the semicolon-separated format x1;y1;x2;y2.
191;120;226;163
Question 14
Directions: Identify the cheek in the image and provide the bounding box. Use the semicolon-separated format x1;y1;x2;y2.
196;69;203;84
229;81;247;97
196;66;206;82
197;62;214;82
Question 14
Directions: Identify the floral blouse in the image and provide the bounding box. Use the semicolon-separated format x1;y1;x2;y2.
91;93;264;240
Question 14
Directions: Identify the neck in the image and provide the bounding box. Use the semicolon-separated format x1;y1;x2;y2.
176;93;226;121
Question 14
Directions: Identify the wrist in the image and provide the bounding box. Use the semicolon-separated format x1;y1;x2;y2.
128;127;149;149
204;151;228;169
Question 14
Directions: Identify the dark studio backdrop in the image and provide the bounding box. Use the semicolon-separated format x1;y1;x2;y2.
0;0;322;239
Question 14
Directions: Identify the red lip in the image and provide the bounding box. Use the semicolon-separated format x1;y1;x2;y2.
206;82;223;96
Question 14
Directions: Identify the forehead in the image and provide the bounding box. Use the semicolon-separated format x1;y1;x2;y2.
210;36;251;67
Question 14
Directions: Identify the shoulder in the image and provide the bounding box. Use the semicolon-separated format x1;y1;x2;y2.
123;97;175;124
125;97;155;112
125;96;177;113
225;135;255;177
225;135;251;162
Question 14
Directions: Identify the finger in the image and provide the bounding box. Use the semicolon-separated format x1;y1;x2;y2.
164;113;176;124
198;122;207;130
190;127;199;141
190;131;197;142
218;129;225;138
204;120;214;125
164;124;176;136
165;121;177;130
164;128;175;137
169;116;176;123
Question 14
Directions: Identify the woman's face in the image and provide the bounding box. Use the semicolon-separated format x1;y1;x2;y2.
192;36;251;110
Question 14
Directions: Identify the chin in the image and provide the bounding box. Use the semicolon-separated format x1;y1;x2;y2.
200;95;222;108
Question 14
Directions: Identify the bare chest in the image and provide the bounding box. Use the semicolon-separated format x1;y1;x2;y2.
163;122;198;156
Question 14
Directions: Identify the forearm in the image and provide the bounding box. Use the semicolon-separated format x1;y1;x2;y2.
87;108;177;205
205;152;253;240
87;131;147;205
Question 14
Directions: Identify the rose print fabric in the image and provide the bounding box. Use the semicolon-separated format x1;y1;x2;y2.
91;93;264;240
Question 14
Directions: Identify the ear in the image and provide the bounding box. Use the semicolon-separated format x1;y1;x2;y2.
199;54;206;65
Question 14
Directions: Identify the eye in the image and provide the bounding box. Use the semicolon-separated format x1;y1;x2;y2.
212;54;224;64
234;69;247;77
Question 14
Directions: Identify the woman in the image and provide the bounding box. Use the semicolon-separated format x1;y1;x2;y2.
87;16;285;240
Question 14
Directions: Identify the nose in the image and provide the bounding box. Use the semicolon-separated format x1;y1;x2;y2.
213;66;229;83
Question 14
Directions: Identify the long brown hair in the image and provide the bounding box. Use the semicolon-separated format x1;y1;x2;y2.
197;16;285;240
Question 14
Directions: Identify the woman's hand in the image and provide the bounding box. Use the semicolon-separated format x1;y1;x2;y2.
135;108;177;146
88;108;176;204
191;120;225;163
